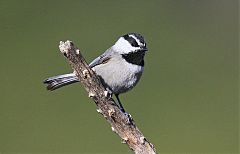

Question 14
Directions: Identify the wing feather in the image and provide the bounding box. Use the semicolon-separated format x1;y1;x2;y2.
89;49;112;68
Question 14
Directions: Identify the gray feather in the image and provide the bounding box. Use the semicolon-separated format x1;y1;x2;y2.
43;73;78;91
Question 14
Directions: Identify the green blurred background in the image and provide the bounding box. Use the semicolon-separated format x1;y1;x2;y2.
0;0;238;153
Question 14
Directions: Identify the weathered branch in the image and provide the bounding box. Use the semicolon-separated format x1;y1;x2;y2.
58;40;157;154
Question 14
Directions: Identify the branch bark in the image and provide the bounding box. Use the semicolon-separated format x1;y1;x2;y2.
58;40;157;154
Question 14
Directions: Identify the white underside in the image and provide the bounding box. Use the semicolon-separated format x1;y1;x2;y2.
92;54;143;94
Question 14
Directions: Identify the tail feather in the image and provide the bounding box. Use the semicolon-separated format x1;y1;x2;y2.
43;73;79;91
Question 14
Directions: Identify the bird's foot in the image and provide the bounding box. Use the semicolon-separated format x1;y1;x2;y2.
104;88;113;98
122;111;134;125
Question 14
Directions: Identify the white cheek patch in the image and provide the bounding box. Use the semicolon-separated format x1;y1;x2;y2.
113;37;137;54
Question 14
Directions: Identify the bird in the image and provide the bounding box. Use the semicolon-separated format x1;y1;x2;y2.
43;33;148;112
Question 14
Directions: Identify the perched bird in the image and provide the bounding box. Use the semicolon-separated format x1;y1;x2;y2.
43;33;148;112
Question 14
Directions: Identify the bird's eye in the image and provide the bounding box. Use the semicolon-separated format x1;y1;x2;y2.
123;35;139;47
129;38;139;47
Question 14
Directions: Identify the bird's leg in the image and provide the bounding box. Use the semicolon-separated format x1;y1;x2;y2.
115;94;134;124
115;94;126;113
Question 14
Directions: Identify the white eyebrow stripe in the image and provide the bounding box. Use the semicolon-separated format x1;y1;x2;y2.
129;34;141;46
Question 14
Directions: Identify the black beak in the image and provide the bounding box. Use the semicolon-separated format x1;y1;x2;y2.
141;47;148;52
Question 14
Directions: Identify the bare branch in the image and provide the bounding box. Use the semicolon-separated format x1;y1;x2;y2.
58;40;157;154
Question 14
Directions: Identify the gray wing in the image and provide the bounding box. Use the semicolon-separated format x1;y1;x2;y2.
89;49;113;68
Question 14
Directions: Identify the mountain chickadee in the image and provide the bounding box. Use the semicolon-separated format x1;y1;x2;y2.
43;33;148;112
